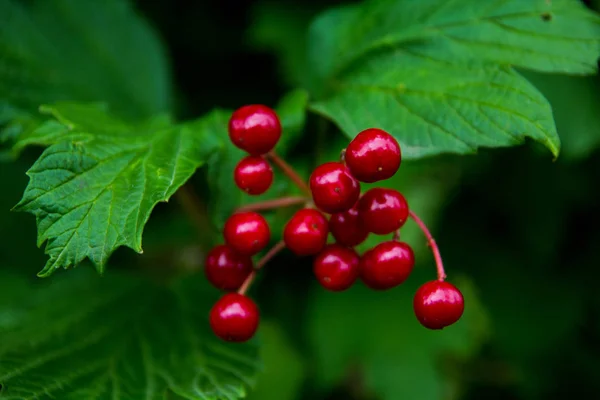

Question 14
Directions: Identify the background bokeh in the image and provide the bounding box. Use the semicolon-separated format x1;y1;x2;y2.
1;0;599;399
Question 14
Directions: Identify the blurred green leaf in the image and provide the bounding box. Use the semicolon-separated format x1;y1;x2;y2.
0;269;259;399
247;321;306;400
521;71;600;160
274;89;309;155
306;273;488;400
0;0;171;120
307;0;600;159
12;103;222;276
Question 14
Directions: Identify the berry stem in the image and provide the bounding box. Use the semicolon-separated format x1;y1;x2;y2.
238;240;286;295
237;196;308;212
408;210;446;281
267;152;311;195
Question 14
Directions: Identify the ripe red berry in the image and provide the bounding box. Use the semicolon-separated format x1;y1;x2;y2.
283;208;328;256
360;241;414;290
223;212;270;256
228;105;281;155
205;245;253;291
210;293;260;342
358;188;409;235
329;204;368;247
345;128;401;183
313;244;360;291
234;156;273;195
413;280;464;330
309;162;360;214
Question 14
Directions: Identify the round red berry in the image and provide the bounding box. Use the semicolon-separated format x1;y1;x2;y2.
210;293;260;342
223;212;270;256
329;204;368;247
283;208;328;256
345;128;401;183
234;156;273;195
360;241;414;290
309;162;360;214
313;244;360;291
413;280;464;330
228;105;281;155
205;245;253;291
358;188;409;235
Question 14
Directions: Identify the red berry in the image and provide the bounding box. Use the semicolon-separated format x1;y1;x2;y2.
313;244;360;291
210;293;260;342
358;188;409;235
309;162;360;214
228;105;282;155
345;128;401;183
283;208;328;256
205;245;253;290
329;204;368;247
360;241;414;290
223;212;270;256
413;280;464;330
234;156;273;195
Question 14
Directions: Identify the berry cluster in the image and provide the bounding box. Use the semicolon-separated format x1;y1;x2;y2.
206;104;465;343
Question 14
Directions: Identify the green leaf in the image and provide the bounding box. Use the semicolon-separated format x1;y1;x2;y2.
273;89;310;155
307;0;600;159
246;321;306;400
306;274;488;400
0;269;259;399
12;103;222;276
0;0;171;120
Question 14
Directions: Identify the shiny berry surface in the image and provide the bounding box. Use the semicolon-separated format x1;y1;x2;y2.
413;280;464;330
223;212;270;256
345;128;401;183
313;244;360;291
358;188;409;235
309;162;360;214
234;156;273;195
360;241;414;290
210;293;260;342
228;105;281;155
205;245;253;290
329;204;369;247
283;208;329;256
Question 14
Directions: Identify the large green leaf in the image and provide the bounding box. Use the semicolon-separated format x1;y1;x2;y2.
308;0;600;159
0;269;259;400
12;103;222;276
0;0;171;120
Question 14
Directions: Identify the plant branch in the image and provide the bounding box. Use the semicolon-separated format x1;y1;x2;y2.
267;152;311;195
238;240;286;295
237;196;308;212
408;210;446;281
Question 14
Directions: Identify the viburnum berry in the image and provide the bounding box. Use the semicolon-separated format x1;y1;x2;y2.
313;244;360;291
205;245;253;291
329;204;368;247
228;104;281;155
413;280;464;330
210;293;260;342
358;188;409;234
309;162;360;214
223;211;270;256
360;241;414;290
345;128;401;183
234;156;273;195
283;208;328;256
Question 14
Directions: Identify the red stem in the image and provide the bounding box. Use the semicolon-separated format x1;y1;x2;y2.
238;240;286;295
237;196;308;212
267;152;311;195
408;210;446;281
